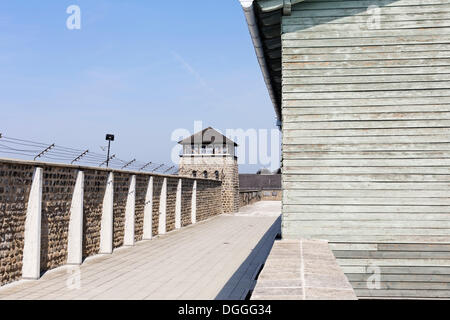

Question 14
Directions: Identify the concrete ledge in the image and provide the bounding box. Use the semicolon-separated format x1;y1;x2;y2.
251;239;357;300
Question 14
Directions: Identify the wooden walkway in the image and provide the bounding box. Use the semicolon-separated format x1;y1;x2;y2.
0;202;281;300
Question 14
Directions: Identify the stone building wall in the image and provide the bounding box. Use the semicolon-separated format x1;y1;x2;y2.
221;158;239;214
113;173;130;249
181;179;193;227
83;170;108;258
151;177;163;237
196;179;222;221
179;156;239;213
0;162;34;286
40;166;77;271
134;175;149;242
0;159;222;287
165;178;178;233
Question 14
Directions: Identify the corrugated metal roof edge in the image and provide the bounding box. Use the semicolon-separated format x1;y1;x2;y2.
239;0;306;123
239;0;281;122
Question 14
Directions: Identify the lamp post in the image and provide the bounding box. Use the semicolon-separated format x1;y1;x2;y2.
105;134;115;168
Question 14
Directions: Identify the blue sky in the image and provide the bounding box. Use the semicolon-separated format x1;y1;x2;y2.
0;0;278;173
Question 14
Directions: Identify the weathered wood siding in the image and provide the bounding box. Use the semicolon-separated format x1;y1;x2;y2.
281;0;450;299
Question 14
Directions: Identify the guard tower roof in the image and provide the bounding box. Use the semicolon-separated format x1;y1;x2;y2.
178;127;238;147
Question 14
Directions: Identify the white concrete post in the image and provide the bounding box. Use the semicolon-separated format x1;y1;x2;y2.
22;167;43;280
143;176;153;240
158;178;167;235
67;170;84;265
124;175;136;246
175;179;182;229
100;172;114;254
191;180;197;225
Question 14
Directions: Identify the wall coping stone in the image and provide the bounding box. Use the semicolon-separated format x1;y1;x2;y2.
0;157;218;183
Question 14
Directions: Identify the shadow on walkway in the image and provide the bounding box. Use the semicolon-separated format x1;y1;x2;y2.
215;216;281;300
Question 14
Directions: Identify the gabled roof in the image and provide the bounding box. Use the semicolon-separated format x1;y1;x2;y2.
178;127;238;146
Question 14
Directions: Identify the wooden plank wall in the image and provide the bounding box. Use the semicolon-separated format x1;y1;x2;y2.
281;0;450;299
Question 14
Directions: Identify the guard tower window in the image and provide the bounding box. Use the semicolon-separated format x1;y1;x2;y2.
203;171;208;179
192;171;197;178
215;171;220;180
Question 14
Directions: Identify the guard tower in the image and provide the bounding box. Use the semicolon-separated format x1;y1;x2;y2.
178;127;239;213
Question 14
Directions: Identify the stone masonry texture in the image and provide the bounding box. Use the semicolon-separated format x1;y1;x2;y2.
113;173;130;249
179;156;239;214
83;170;108;258
134;176;149;242
196;180;222;221
151;177;163;237
181;179;193;227
40;166;77;272
0;163;34;286
0;159;223;287
165;178;178;233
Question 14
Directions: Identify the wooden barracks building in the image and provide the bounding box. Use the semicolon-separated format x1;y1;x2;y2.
240;0;450;299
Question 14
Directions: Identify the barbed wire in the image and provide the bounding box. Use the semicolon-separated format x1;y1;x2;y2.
0;134;179;175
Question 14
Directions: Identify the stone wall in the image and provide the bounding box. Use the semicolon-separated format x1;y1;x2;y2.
134;176;149;242
239;190;281;208
239;190;262;208
181;180;193;227
151;177;163;237
40;166;77;271
196;179;222;221
83;170;107;258
0;159;222;287
113;173;129;249
221;158;240;214
0;162;34;286
165;178;178;233
179;156;239;213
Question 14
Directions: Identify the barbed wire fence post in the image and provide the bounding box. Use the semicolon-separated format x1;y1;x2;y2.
0;134;179;175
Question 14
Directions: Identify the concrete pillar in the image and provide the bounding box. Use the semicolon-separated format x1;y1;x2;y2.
22;167;43;280
158;178;167;235
191;180;197;225
143;176;153;240
67;170;84;265
100;172;114;254
124;175;136;246
175;179;182;229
